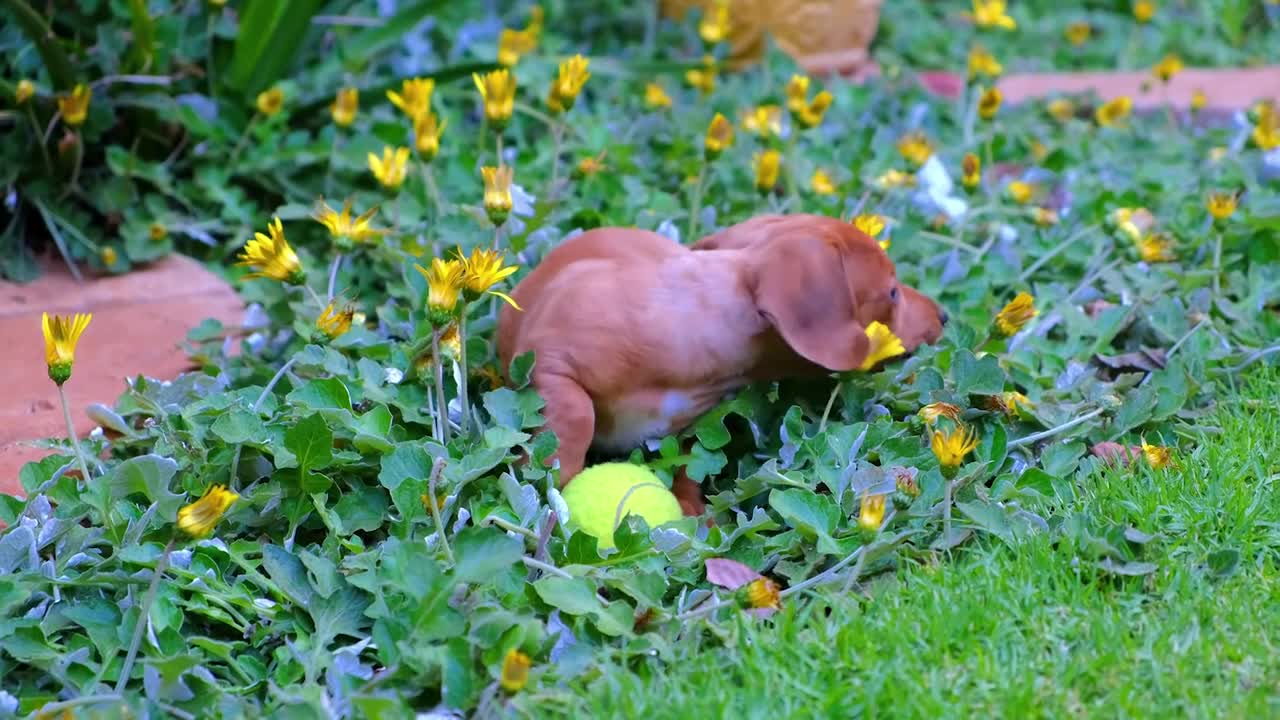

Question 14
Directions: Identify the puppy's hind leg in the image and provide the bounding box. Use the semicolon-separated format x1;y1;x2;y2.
531;370;596;487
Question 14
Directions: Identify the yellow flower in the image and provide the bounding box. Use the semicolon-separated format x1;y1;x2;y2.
1140;441;1173;469
1206;191;1237;221
645;82;673;109
1110;206;1154;243
931;424;979;475
1133;0;1155;23
237;217;304;285
742;104;783;139
329;87;358;127
1033;207;1059;226
368;146;410;190
415;257;465;326
685;54;717;95
414;322;463;371
1030;139;1049;161
177;485;239;539
742;577;781;610
874;169;916;189
414;110;446;162
15;79;35;104
1095;96;1132;127
255;86;284;116
41;312;91;385
704;112;734;159
1007;180;1033;204
1137;233;1176;263
995;292;1037;335
500;648;531;693
971;0;1016;29
387;77;435;121
699;0;732;44
977;87;1002;120
785;75;811;114
100;247;118;266
796;90;833;130
1251;102;1278;150
313;198;385;248
473;69;516;130
753;150;781;193
896;131;933;167
481;165;515;226
498;27;538;67
1152;54;1183;83
961;152;981;189
547;54;590;113
317;300;355;339
919;402;961;425
858;493;886;532
1004;391;1034;416
1190;89;1207;113
1064;22;1091;46
967;45;1003;79
575;151;607;178
853;213;885;238
1047;98;1075;123
149;222;168;241
458;247;521;308
811;169;836;196
57;83;92;126
859;321;905;370
1208;146;1228;163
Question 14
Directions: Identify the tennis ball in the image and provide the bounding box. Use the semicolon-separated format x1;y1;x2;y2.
560;463;683;550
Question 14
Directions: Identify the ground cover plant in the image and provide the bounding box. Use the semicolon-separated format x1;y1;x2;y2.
2;0;1280;717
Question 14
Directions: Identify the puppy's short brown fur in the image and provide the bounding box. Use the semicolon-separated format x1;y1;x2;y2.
496;213;947;501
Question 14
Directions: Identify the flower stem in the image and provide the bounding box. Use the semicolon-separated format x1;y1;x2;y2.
29;695;123;718
427;457;454;564
457;310;470;436
1008;406;1106;449
420;160;443;218
57;383;92;482
27;105;53;176
548;119;565;202
229;113;260;166
67;131;84;191
686;164;708;242
1212;229;1223;297
431;329;450;445
116;537;175;693
942;476;954;540
326;253;344;302
254;357;297;413
496;133;505;167
520;556;571;579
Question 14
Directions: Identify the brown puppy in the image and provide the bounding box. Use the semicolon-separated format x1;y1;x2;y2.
496;214;947;500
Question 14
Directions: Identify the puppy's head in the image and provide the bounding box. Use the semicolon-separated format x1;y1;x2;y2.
698;214;946;371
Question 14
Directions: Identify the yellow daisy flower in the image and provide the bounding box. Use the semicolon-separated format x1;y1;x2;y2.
41;312;92;385
860;321;905;370
313;198;385;248
256;86;284;116
368;146;411;190
481;165;514;227
753;150;781;193
414;110;446;162
858;493;886;532
387;77;435;121
177;485;239;539
1095;96;1133;127
458;247;521;308
547;54;590;113
237;217;304;285
58;83;92;126
995;292;1037;336
931;424;979;476
645;82;673;109
415;257;465;326
331;87;358;127
811;169;836;196
500;648;532;693
704;112;734;159
473;70;516;130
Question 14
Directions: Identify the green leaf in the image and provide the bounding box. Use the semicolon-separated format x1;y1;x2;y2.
533;576;632;637
211;408;269;445
1108;386;1157;439
337;0;444;66
227;0;326;96
298;549;342;600
508;351;536;389
952;349;1005;396
0;0;76;89
261;544;316;607
769;489;839;539
452;527;524;585
350;404;394;454
1206;548;1241;578
287;378;353;418
285;414;334;477
332;486;388;534
106;455;185;522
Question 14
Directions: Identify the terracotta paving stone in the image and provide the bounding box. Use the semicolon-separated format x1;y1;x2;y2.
913;65;1280;111
0;255;243;497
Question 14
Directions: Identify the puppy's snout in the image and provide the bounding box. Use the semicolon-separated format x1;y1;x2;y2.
939;309;950;326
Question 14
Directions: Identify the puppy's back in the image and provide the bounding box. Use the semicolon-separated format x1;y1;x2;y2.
496;227;683;375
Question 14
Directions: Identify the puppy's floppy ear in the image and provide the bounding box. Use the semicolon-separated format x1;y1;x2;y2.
750;235;869;371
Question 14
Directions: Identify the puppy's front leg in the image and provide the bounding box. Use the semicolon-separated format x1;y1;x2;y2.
532;370;595;487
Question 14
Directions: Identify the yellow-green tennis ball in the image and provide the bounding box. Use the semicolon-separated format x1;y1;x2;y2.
560;463;682;550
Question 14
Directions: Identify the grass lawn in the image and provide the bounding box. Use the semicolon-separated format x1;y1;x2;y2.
532;370;1280;719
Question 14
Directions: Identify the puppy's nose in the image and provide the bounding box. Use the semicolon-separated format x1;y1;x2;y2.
939;309;950;325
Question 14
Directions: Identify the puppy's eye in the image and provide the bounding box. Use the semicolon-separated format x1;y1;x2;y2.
890;287;900;302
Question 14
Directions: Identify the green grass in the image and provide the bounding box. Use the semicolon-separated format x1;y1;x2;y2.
527;370;1280;719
